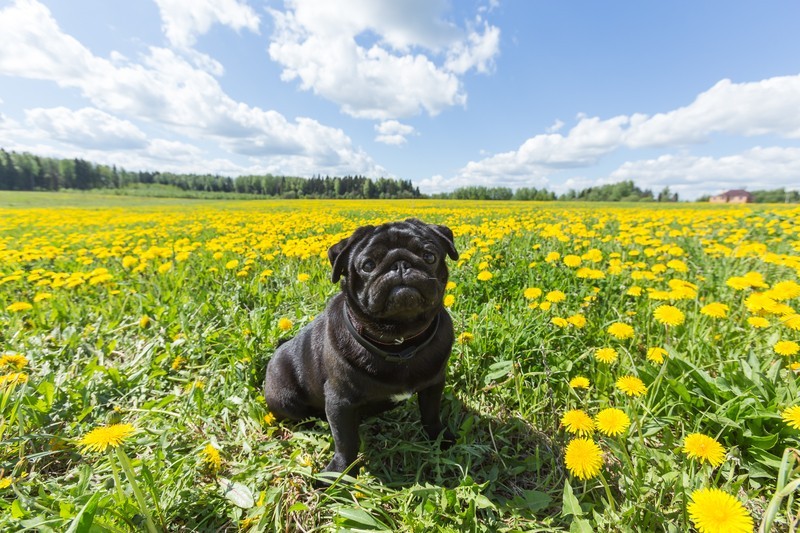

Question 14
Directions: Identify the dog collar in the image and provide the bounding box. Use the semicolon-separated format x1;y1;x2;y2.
343;307;440;364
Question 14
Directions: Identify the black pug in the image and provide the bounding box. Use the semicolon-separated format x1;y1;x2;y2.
263;218;459;475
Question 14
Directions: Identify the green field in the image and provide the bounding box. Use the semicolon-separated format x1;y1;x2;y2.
1;194;800;531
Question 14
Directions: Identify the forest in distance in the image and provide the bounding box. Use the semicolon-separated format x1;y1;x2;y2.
1;148;798;203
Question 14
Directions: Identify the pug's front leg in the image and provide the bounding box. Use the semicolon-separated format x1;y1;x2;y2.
324;397;361;474
418;380;456;447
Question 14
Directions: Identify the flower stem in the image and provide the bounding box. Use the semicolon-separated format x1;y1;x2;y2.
114;447;159;533
108;449;125;504
597;471;616;512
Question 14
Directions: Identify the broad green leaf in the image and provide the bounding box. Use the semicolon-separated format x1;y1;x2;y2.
218;478;254;509
561;480;583;518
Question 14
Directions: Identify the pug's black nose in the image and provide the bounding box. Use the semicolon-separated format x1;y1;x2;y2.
391;260;411;272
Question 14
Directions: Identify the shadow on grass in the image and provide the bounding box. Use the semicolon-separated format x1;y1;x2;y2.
285;392;565;524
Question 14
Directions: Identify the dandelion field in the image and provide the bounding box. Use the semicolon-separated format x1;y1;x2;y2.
2;195;800;531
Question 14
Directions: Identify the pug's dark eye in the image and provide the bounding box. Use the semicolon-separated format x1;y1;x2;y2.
422;252;436;264
362;259;376;272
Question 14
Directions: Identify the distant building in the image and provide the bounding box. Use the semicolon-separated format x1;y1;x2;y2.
709;189;753;204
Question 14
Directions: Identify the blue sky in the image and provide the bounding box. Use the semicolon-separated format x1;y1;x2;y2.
1;0;799;199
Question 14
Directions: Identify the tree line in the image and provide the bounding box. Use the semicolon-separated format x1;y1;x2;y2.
696;189;800;203
0;149;421;199
2;148;797;202
434;181;676;202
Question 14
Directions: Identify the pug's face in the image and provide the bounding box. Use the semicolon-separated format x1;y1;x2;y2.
329;219;459;322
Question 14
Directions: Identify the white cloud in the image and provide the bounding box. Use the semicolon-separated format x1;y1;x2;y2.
626;76;800;147
447;74;800;191
609;147;800;200
0;0;386;178
267;0;500;119
374;120;416;145
153;0;260;49
25;107;148;150
444;22;501;75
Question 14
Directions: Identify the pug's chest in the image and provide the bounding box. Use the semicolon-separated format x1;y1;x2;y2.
357;361;443;400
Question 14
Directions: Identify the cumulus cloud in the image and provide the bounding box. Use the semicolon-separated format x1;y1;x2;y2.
0;0;385;177
374;120;416;145
625;76;800;147
25;107;148;150
153;0;260;49
267;0;500;119
446;74;800;192
609;147;800;199
444;22;501;75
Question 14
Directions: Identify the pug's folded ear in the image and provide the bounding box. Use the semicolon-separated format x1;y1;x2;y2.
405;218;459;261
328;225;375;283
429;223;459;261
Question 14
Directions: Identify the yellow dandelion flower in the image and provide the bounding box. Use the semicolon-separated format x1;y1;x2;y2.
566;314;587;328
0;372;28;388
78;423;136;453
545;251;561;263
747;316;770;328
184;379;205;392
171;356;187;371
538;301;552;311
781;406;800;430
561;409;595;436
477;270;493;281
458;332;474;343
139;315;151;328
726;276;750;290
297;273;310;282
122;256;138;269
595;347;619;364
595;408;631;437
647;347;667;364
201;443;222;472
607;322;634;340
263;412;276;426
616;375;647;397
688;488;753;533
626;286;643;297
6;302;33;312
0;353;28;370
564;438;603;480
33;293;52;302
743;271;768;288
444;294;455;307
667;259;688;272
446;281;457;291
771;280;800;301
701;302;729;319
653;305;685;326
277;318;293;331
0;477;11;490
781;314;800;331
774;340;800;357
682;433;726;467
545;290;566;303
551;317;568;328
225;259;239;270
524;287;542;299
157;262;173;274
563;255;582;267
569;376;590;389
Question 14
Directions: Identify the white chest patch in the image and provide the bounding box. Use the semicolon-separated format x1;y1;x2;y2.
390;392;413;403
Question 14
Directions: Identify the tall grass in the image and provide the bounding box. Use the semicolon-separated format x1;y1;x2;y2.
1;197;799;531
